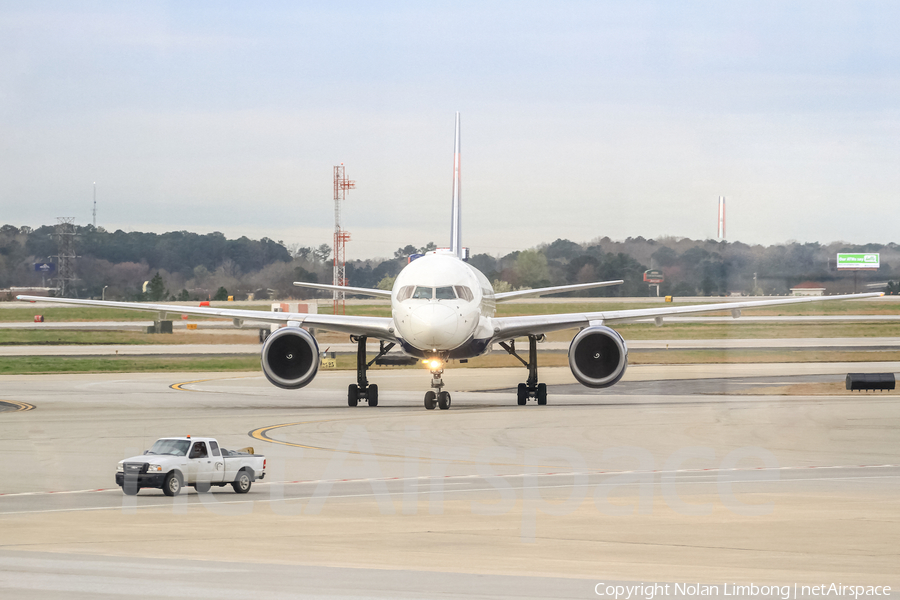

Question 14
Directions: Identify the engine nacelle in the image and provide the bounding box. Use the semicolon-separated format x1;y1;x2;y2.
261;327;319;389
568;325;628;388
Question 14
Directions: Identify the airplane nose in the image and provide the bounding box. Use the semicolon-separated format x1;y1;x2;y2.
410;304;458;348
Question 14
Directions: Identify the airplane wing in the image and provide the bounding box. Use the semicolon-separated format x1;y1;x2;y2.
489;292;884;341
15;296;397;340
292;281;393;299
494;280;623;302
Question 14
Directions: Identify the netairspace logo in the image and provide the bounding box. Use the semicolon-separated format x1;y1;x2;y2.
594;583;893;599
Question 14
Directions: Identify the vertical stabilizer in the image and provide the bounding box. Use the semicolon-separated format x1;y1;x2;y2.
450;112;463;259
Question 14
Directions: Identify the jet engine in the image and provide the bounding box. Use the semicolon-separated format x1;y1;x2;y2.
261;327;319;389
568;325;628;388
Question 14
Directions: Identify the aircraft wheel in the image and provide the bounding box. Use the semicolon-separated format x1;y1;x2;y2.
438;391;451;410
348;384;359;407
368;384;378;407
536;383;548;406
424;391;437;410
516;383;527;406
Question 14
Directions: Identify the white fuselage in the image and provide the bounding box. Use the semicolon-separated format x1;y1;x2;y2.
390;252;495;357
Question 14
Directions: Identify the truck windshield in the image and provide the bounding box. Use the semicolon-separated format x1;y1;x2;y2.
147;439;191;456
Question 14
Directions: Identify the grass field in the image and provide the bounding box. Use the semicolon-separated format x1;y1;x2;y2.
2;297;895;323
1;297;896;375
0;355;261;374
493;299;898;318
1;296;897;348
546;321;900;341
2;320;898;346
0;330;259;346
3;348;899;375
0;306;221;322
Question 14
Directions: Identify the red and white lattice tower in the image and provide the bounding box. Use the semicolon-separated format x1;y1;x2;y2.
333;164;355;314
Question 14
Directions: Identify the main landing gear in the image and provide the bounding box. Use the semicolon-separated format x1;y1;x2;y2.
347;336;396;407
499;335;547;406
424;359;451;410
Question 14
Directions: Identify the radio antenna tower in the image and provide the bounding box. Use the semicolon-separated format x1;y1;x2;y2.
92;182;97;227
332;164;355;315
53;217;78;297
717;196;726;240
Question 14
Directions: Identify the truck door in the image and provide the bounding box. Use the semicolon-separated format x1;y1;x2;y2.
187;441;215;485
208;440;225;483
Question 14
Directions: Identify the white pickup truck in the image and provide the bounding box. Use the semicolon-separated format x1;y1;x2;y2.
116;436;266;496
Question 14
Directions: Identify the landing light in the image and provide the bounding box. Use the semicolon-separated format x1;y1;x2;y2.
424;359;442;370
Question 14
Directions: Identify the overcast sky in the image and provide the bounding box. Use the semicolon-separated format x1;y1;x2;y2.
2;1;898;258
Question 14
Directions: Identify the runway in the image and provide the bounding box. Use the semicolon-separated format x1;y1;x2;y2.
0;366;898;598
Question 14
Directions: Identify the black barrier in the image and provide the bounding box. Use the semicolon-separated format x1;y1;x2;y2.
375;355;420;366
846;373;895;392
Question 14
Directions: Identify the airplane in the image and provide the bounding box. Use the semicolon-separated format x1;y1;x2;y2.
19;113;884;410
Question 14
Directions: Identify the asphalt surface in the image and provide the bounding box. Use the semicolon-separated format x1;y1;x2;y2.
1;366;898;598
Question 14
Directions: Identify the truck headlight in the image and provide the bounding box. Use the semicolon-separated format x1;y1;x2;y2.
117;463;124;472
147;464;163;472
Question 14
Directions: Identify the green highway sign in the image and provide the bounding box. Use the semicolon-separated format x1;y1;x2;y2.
836;253;880;270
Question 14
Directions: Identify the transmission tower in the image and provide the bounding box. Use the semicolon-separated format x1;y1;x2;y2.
717;196;726;240
332;164;355;314
53;217;78;297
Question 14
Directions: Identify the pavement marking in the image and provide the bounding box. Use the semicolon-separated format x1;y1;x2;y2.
0;400;35;412
2;473;899;517
249;419;568;469
169;379;212;391
3;464;897;499
169;375;255;392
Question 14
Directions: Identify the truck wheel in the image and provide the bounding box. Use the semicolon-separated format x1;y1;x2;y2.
232;470;252;494
195;481;211;493
163;472;183;497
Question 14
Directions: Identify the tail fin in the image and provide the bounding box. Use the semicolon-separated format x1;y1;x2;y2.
450;112;463;259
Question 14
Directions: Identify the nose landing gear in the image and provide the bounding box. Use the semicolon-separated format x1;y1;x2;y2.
500;335;547;406
424;360;451;410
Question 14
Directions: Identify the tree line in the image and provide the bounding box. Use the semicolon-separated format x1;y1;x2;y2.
0;223;896;301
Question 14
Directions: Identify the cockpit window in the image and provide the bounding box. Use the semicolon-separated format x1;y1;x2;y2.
404;286;466;301
453;286;474;302
435;287;456;300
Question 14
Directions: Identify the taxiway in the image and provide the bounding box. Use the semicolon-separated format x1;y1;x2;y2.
0;366;898;598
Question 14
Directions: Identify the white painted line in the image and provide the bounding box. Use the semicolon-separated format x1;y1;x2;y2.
1;474;898;516
1;463;897;499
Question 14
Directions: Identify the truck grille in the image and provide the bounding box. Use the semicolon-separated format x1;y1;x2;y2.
124;462;148;474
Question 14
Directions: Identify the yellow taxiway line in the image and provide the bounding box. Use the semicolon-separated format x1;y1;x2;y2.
0;400;35;412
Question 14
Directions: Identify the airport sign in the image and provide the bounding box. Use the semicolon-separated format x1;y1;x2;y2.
837;253;879;270
643;269;664;284
33;262;56;273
